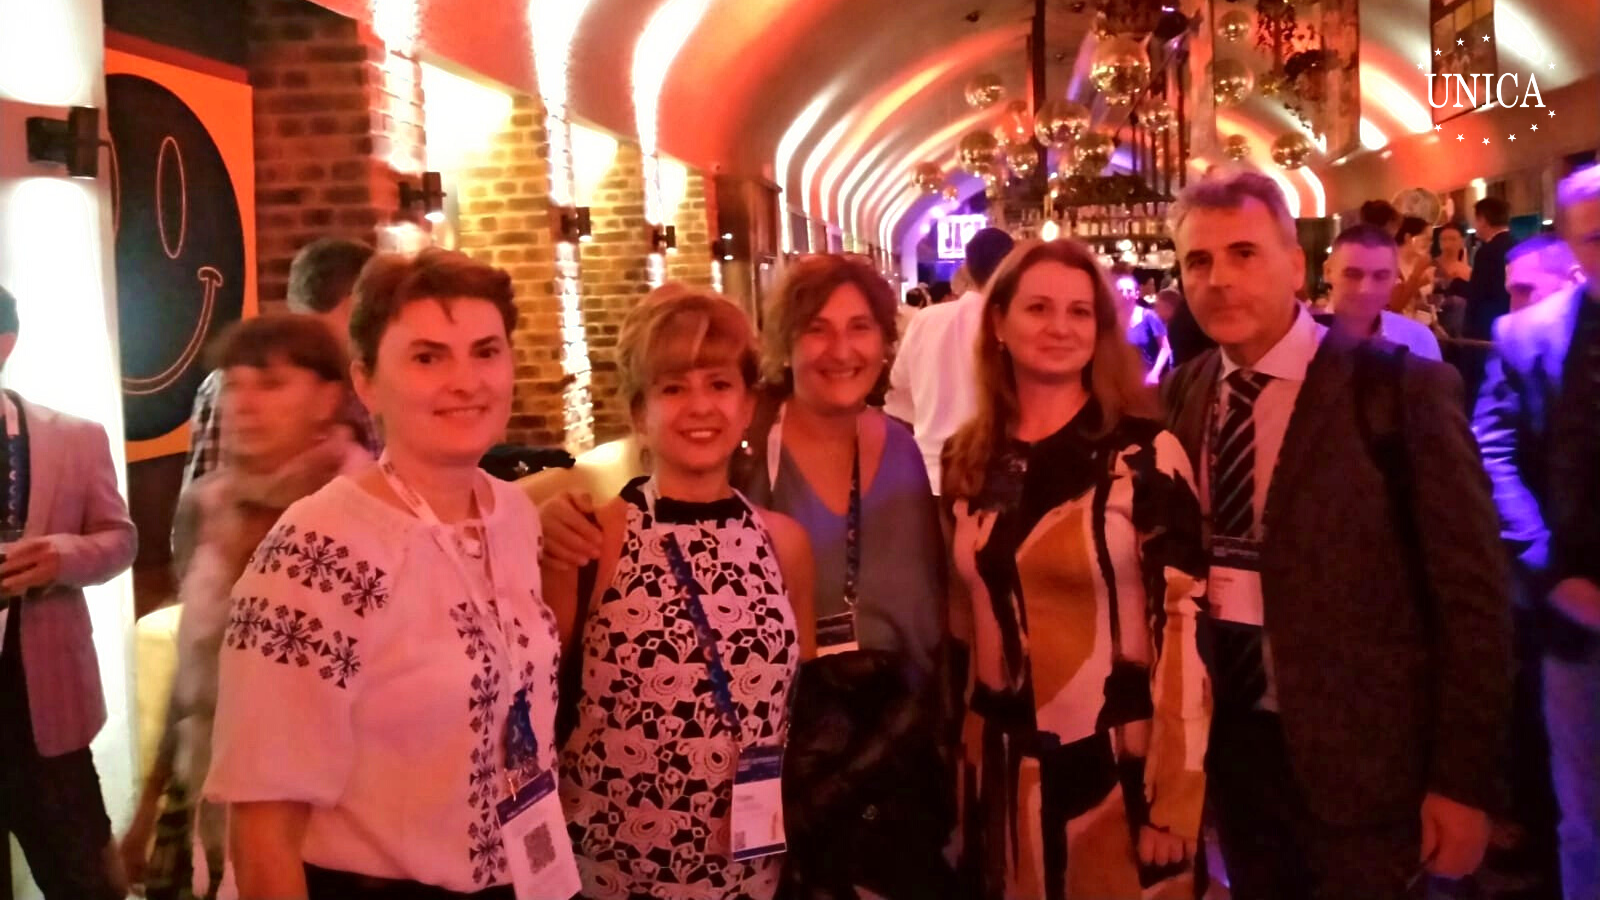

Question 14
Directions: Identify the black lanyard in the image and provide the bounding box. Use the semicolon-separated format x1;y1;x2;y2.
842;445;861;610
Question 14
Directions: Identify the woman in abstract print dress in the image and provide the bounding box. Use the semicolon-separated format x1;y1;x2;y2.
943;239;1211;900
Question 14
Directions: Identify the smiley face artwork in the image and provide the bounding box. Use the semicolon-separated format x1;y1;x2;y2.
108;73;246;442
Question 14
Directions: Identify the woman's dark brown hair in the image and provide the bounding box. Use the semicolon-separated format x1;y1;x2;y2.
207;314;348;383
942;238;1157;499
760;254;899;387
348;248;518;370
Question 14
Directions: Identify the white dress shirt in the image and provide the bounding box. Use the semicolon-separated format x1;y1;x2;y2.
1207;306;1328;711
1378;310;1443;361
884;289;985;495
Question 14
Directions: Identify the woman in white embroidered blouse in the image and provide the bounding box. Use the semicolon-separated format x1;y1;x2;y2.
206;250;576;900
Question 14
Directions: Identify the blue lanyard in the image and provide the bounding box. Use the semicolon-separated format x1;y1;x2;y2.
662;532;744;744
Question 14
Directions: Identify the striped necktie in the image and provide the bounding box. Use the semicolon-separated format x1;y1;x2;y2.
1210;369;1273;712
1212;370;1273;538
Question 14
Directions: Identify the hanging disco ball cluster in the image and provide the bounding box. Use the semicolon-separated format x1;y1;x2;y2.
1088;35;1151;106
1207;0;1329;171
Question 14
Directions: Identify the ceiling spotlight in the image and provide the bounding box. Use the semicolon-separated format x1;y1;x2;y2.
26;106;102;178
399;171;446;222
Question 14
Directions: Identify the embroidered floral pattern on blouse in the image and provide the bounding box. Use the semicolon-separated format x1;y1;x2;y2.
250;524;390;617
224;597;364;689
452;599;510;884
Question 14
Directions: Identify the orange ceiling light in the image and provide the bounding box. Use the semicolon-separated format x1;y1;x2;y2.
634;0;713;159
814;26;1026;226
530;0;598;115
778;95;835;252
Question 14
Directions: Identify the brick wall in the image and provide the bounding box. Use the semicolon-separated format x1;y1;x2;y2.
247;0;424;311
580;140;653;443
455;95;594;452
666;168;717;290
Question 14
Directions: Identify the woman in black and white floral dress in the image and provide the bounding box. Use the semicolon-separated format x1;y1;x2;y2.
546;289;816;900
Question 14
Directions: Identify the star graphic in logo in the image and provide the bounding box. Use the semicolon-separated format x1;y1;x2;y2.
1483;138;1491;144
1531;124;1539;132
1434;124;1443;132
1456;38;1465;46
1456;134;1465;142
1482;34;1492;42
1550;110;1557;118
1417;61;1426;70
1435;48;1443;56
1549;61;1557;69
1509;134;1517;141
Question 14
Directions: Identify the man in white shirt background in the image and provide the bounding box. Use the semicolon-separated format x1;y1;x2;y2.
884;227;1014;495
1324;223;1444;360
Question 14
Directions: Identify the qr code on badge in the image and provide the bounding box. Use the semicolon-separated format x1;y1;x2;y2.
522;823;557;872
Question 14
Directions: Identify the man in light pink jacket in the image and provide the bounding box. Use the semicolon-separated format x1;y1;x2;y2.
0;283;137;899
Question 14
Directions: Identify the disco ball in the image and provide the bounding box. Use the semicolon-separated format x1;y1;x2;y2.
964;73;1005;109
995;99;1033;145
1211;58;1256;107
959;130;1000;173
1271;132;1314;169
1089;35;1151;106
1138;98;1177;134
1006;141;1041;176
1073;132;1116;175
1217;6;1253;42
912;161;944;195
1034;99;1093;146
1222;133;1251;160
1393;187;1444;225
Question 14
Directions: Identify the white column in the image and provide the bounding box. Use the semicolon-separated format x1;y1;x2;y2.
0;0;139;896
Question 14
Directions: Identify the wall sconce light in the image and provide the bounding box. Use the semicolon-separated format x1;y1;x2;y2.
25;106;102;178
399;171;446;222
650;224;677;254
559;205;593;244
711;231;735;261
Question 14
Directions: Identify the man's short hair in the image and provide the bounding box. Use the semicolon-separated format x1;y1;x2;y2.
1168;168;1297;246
0;284;17;336
1332;223;1400;256
1474;196;1511;228
1359;200;1400;230
1556;163;1600;223
966;228;1016;287
287;238;375;314
1506;234;1578;275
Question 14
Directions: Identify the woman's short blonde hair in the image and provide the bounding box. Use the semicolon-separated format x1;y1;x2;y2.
616;285;759;412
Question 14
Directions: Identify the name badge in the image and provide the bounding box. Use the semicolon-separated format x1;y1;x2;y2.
731;746;786;862
815;612;858;656
497;770;581;900
1208;535;1265;627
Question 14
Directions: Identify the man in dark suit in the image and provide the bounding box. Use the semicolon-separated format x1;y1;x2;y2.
1473;163;1600;900
1462;196;1516;341
1162;170;1511;898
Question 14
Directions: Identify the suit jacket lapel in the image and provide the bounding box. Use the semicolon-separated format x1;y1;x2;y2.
1171;349;1221;472
23;399;60;537
1263;329;1355;535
